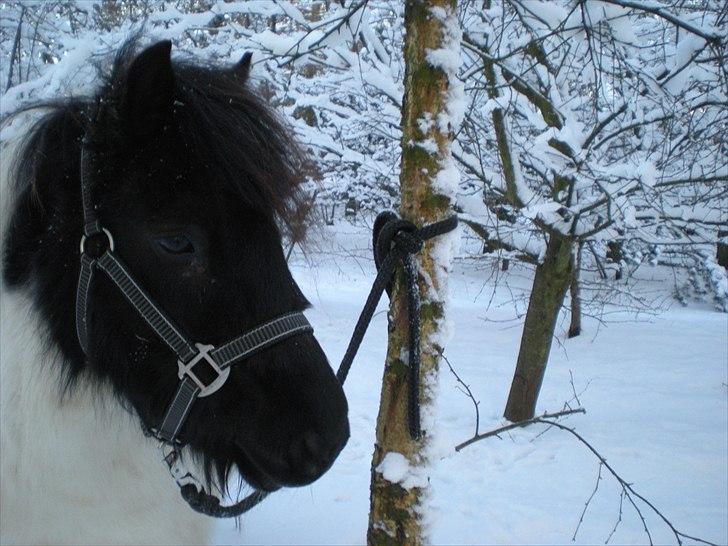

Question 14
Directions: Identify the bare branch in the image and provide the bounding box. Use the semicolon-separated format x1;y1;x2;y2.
454;407;586;452
535;419;721;546
573;462;603;541
442;353;480;437
598;0;724;44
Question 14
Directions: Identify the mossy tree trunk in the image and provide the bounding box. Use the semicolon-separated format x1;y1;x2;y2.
504;232;574;422
477;12;580;422
367;1;458;544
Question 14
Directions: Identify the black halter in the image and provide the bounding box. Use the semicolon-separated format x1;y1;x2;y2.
76;134;311;445
75;123;312;511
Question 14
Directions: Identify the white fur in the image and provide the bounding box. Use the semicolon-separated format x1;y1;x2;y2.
0;140;213;545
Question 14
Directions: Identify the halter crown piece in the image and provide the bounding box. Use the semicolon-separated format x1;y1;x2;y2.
75;113;312;511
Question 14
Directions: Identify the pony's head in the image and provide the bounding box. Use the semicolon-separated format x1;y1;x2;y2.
2;40;349;492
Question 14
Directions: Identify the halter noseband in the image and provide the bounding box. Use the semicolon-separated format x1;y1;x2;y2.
75;130;312;446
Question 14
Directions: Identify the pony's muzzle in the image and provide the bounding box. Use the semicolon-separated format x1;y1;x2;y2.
285;426;350;485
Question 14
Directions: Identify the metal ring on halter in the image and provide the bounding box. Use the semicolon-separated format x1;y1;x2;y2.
177;343;231;397
80;227;115;255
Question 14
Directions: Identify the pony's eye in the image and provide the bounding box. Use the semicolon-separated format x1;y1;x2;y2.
155;234;194;255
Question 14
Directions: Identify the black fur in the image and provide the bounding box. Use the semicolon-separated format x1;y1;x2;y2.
2;39;349;493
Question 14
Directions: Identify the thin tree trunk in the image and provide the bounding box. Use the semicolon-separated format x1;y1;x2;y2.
367;1;458;544
568;242;582;338
607;240;624;280
6;6;25;92
717;230;728;269
504;232;574;422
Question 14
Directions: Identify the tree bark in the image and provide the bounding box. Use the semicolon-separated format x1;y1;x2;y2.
367;1;458;544
504;232;574;422
568;242;582;338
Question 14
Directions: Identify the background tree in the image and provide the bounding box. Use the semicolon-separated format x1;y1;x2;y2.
453;0;727;421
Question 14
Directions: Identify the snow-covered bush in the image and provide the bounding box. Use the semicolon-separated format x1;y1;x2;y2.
2;0;725;309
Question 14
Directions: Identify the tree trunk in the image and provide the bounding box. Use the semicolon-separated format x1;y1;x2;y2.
717;230;728;269
367;1;458;544
607;240;623;280
568;242;582;338
504;232;574;422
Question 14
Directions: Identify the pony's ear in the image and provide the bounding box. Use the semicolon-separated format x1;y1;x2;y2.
122;40;174;137
232;51;253;82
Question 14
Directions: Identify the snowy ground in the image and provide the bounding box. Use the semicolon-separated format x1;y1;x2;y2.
214;220;727;545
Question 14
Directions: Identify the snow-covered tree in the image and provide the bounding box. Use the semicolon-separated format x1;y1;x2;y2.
453;0;726;420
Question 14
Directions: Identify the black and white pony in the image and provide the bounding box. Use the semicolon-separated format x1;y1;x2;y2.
0;40;349;544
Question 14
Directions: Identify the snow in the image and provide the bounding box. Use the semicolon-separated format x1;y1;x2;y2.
432;154;460;198
376;452;427;489
211;220;727;545
426;5;466;133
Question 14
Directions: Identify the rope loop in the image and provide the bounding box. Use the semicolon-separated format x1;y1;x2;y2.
367;211;458;440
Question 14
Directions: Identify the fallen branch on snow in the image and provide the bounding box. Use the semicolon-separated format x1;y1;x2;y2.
455;409;718;546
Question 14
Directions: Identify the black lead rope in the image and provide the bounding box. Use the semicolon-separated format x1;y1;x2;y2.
336;212;459;437
173;211;458;518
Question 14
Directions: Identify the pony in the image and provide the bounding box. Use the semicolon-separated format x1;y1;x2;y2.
0;39;349;545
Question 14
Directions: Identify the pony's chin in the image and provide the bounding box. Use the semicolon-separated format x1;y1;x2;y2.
230;447;327;492
237;467;282;493
221;449;284;493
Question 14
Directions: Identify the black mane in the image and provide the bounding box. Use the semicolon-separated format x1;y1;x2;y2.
3;38;312;391
6;38;310;254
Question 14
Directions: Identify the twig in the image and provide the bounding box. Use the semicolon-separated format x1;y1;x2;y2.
456;411;718;546
587;241;608;280
278;0;369;67
597;0;723;43
6;5;26;92
534;419;719;546
569;369;581;407
605;490;625;544
285;241;296;262
573;462;603;541
443;353;480;436
454;407;585;452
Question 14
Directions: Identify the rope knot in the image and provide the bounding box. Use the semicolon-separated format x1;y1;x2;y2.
373;216;421;266
393;229;423;255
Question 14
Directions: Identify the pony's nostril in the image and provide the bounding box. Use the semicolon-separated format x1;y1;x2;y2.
303;430;322;456
282;430;336;482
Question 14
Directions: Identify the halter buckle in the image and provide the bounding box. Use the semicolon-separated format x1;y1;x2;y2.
80;227;115;257
178;343;230;397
